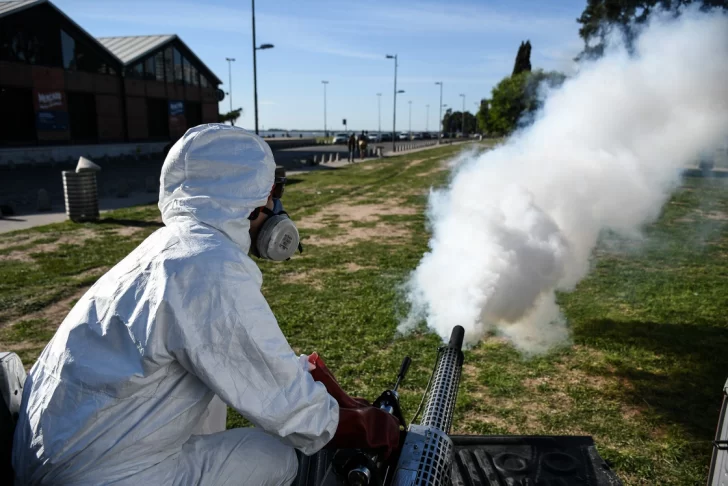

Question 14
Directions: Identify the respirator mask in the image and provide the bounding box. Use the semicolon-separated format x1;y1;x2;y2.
248;167;303;261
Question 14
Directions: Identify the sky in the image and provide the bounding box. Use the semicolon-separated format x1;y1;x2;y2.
55;0;587;132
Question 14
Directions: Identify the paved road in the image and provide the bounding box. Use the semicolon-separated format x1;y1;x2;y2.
271;139;449;169
0;139;462;229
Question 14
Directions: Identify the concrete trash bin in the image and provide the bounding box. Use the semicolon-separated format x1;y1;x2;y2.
63;171;99;222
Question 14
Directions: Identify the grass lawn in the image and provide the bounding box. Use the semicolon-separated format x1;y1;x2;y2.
1;141;726;484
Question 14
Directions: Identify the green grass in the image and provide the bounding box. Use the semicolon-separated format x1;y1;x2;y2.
0;141;725;484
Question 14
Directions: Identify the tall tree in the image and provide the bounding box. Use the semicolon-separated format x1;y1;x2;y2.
486;70;566;136
512;41;532;76
577;0;727;59
476;99;490;134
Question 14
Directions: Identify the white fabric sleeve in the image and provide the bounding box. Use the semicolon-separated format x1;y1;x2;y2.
167;267;339;455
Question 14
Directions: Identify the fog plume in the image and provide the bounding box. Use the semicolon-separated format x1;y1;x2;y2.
401;10;728;353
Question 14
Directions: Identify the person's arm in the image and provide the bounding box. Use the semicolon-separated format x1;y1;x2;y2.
165;262;338;455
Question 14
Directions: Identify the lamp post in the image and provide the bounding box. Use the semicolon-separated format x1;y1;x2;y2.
252;0;274;135
426;104;429;132
408;101;412;138
376;93;382;134
386;54;398;152
435;81;443;143
322;81;329;137
225;57;235;124
459;93;466;136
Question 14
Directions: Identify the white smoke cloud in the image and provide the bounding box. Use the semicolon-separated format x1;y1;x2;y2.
401;9;728;353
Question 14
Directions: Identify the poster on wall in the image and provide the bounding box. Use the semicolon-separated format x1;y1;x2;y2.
169;100;186;137
34;90;67;111
36;111;69;131
169;100;185;117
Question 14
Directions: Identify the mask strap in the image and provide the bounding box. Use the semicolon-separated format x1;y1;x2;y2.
248;207;261;220
262;207;289;217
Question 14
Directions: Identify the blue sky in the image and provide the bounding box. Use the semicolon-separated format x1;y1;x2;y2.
56;0;586;132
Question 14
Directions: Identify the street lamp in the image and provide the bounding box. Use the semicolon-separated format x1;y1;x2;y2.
322;81;329;137
225;57;235;125
408;101;412;138
435;81;443;143
376;93;382;134
252;0;274;135
426;104;429;132
459;93;466;136
386;54;398;152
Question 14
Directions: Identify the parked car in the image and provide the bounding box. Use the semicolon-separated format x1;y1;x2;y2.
367;133;381;142
422;132;432;140
398;132;409;140
332;133;349;144
379;133;393;142
411;133;423;140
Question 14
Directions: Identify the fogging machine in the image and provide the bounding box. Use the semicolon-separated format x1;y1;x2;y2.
294;326;623;486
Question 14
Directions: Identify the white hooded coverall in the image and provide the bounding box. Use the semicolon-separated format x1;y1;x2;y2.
12;124;340;485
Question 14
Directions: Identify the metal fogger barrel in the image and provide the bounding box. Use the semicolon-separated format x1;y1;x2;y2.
391;326;464;486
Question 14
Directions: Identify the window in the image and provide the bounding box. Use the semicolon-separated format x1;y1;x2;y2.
190;64;199;86
200;75;209;88
183;57;192;85
164;47;174;83
154;51;164;82
173;48;183;84
144;56;155;80
127;62;143;79
74;37;110;74
60;30;75;69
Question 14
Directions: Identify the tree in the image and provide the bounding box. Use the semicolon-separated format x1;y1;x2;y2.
219;108;243;126
577;0;727;59
486;70;566;136
512;40;532;76
441;110;477;135
476;99;490;134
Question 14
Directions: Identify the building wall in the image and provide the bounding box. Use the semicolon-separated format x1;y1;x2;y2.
0;6;220;147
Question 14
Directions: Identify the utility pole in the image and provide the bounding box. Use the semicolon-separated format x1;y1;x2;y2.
251;0;274;135
435;82;443;143
252;0;259;134
225;57;235;125
408;101;412;138
426;104;429;132
322;81;329;137
386;54;399;152
377;93;382;134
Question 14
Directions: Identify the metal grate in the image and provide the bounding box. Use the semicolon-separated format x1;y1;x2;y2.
413;427;453;486
421;346;463;433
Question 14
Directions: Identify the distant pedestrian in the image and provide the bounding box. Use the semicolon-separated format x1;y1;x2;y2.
358;131;368;160
347;133;356;163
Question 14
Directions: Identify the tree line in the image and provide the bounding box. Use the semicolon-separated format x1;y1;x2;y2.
450;0;726;137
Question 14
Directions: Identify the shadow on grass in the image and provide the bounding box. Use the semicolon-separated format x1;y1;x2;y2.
578;319;728;441
94;219;164;228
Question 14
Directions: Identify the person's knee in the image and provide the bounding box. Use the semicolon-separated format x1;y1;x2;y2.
177;428;298;486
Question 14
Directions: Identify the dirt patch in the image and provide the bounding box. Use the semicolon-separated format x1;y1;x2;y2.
405;159;425;169
1;229;97;263
114;225;145;237
298;199;417;229
281;269;326;290
677;209;728;223
305;222;411;246
4;285;92;331
345;262;368;272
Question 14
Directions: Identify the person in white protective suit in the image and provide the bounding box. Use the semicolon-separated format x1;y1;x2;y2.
12;124;340;485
